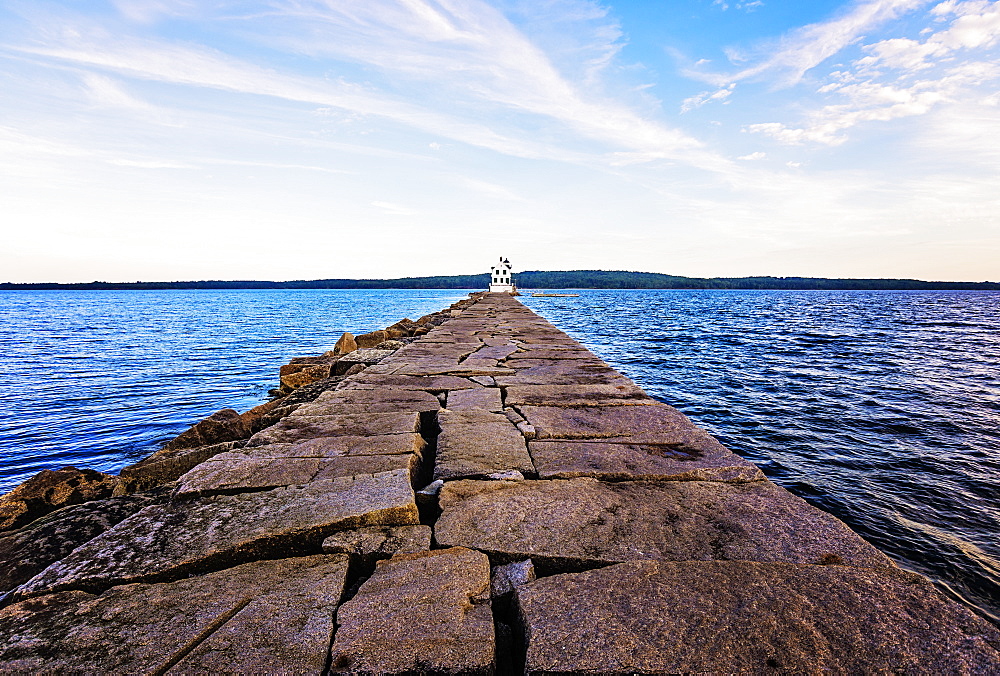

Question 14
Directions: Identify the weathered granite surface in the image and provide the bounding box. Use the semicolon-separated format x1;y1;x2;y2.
529;439;763;482
174;451;419;496
516;560;1000;673
0;492;163;592
436;478;894;570
519;403;729;450
330;547;494;674
434;410;535;480
0;555;348;673
246;411;421;445
322;524;432;564
17;469;417;596
117;440;241;494
505;382;653;407
446;386;504;411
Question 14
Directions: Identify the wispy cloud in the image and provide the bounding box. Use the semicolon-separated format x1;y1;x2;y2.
7;0;726;173
689;0;931;87
681;83;735;112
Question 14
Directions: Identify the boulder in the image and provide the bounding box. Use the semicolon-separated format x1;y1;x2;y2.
434;410;535;481
280;364;333;392
334;332;357;354
435;478;894;572
355;330;390;348
386;318;419;335
163;409;250;451
529;440;764;482
17;469;418;597
238;398;289;434
0;555;348;673
334;349;395;375
373;340;405;350
0;492;163;592
329;548;494;674
0;467;120;532
515;560;1000;673
117;440;241;494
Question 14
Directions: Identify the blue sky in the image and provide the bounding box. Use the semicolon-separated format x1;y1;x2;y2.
1;0;998;282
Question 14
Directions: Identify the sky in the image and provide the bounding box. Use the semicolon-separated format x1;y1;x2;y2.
1;0;998;282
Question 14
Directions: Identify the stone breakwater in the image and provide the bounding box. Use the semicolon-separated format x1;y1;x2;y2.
1;292;998;673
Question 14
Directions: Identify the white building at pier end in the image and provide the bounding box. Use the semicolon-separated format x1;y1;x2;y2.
489;257;514;293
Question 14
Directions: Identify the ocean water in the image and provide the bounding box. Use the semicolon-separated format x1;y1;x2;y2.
0;289;473;491
1;288;998;624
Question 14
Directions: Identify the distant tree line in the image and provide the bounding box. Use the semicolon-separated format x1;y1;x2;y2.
2;270;998;291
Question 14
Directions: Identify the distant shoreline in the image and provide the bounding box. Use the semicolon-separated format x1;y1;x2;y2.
2;270;998;291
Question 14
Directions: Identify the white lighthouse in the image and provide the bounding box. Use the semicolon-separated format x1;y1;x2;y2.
489;257;514;293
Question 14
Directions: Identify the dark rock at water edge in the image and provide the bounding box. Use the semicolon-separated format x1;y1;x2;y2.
0;467;119;533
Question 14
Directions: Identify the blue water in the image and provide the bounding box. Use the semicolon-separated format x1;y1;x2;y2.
1;289;998;624
0;290;473;491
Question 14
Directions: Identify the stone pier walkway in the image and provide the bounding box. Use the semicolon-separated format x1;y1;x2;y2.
1;293;998;673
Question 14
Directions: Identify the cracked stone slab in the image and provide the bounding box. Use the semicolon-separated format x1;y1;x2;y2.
516;560;1000;674
518;404;727;451
0;555;348;673
290;400;440;416
446;387;504;412
393;362;514;377
495;362;634;387
504;383;654;407
434;410;535;481
505;348;594;360
174;451;419;497
530;440;763;482
17;469;417;597
436;478;894;571
227;434;425;461
247;411;421;446
330;547;494;674
474;344;520;359
339;375;481;391
322;525;431;564
310;389;441;405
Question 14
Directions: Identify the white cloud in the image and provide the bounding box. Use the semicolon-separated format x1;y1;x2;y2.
713;1;764;11
737;151;766;160
680;84;735;112
745;1;1000;145
690;0;930;86
857;0;1000;71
